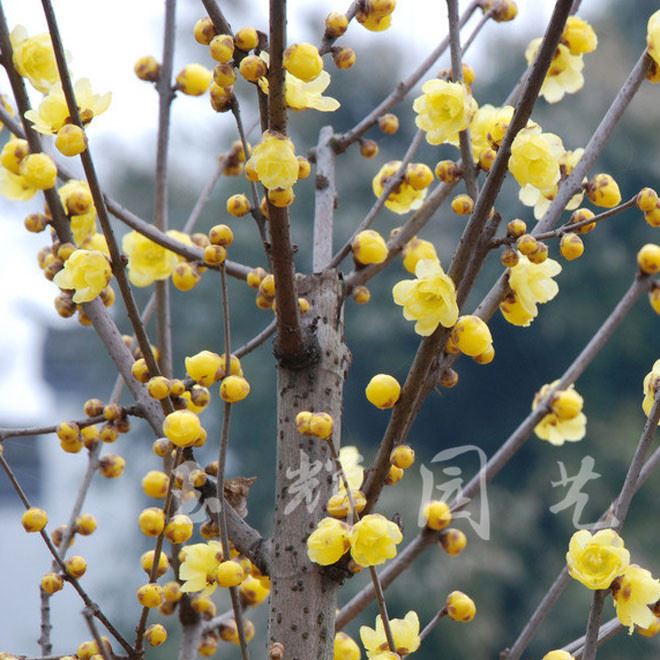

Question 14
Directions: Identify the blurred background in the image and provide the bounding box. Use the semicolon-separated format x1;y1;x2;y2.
0;0;658;657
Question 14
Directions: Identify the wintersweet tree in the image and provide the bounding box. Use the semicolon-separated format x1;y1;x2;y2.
0;1;659;660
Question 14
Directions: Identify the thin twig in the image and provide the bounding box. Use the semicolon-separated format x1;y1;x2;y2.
0;453;133;656
329;129;424;270
419;608;447;643
234;319;277;359
318;0;360;54
217;267;250;659
580;590;607;660
154;0;177;379
83;607;112;660
566;618;623;657
446;0;478;201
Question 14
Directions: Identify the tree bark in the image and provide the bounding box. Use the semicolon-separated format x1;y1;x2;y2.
268;271;350;659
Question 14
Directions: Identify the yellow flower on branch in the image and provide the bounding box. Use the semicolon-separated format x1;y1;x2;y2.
245;130;299;191
349;513;402;567
613;564;660;634
52;249;111;303
372;161;427;215
566;529;630;590
642;359;660;424
0;169;37;201
338;446;364;493
179;541;223;597
647;10;660;66
562;16;598;55
393;258;459;336
526;38;585;104
509;128;564;196
506;255;562;323
122;230;179;287
10;25;59;93
413;79;477;146
532;381;586;446
360;610;420;657
306;517;351;566
25;79;111;135
463;103;514;160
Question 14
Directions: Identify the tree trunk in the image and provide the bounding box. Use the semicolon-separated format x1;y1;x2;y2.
268;270;350;659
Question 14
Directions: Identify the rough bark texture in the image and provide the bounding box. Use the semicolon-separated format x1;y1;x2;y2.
268;271;350;659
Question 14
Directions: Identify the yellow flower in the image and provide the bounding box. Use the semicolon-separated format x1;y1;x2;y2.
413;79;477;146
526;38;584;104
286;71;340;112
349;513;402;567
283;42;323;82
20;153;57;190
562;16;598;55
25;79;111;135
507;255;562;322
179;541;223;597
339;446;364;493
0;169;37;201
613;564;660;634
245;131;298;191
542;652;574;660
334;632;361;660
352;230;388;265
647;10;660;66
464;104;514;160
240;574;271;606
449;315;493;357
392;258;459;336
360;611;420;657
566;529;630;590
372;161;427;214
642;359;660;423
402;237;437;273
122;230;179;287
509;128;564;195
58;180;98;245
306;517;351;566
258;53;339;112
532;381;586;446
82;232;109;257
499;291;535;327
10;26;59;93
53;249;111;303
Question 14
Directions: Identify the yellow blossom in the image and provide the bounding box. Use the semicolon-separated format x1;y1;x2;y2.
542;651;574;660
53;249;111;303
372;161;427;214
402;237;438;273
179;541;223;597
413;79;477;145
0;169;37;201
339;446;364;493
306;517;351;566
360;611;420;657
258;52;339;112
613;564;660;634
642;359;660;423
526;38;584;104
334;632;361;660
349;513;402;567
647;10;660;66
25;79;111;135
566;529;630;590
82;232;109;257
283;42;323;82
10;26;59;93
533;381;586;445
507;255;562;323
509;128;564;195
562;16;598;55
1;137;29;174
463;104;514;160
392;258;458;336
122;230;179;287
245;131;298;191
20;153;57;190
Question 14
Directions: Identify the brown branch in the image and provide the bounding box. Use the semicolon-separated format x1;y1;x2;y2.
566;618;623;658
154;0;177;378
234;320;277;359
83;608;112;660
446;0;478;201
266;0;311;366
200;0;232;35
419;608;447;643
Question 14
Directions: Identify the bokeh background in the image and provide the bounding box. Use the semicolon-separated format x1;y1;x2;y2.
0;0;658;657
